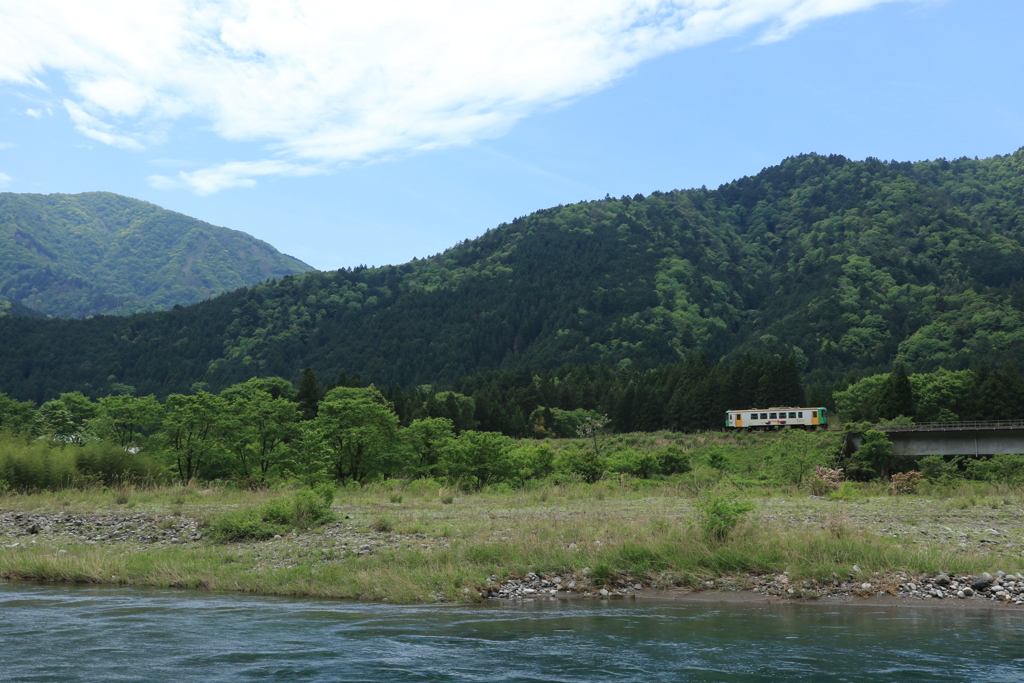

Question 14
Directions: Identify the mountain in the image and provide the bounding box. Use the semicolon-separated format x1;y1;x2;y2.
0;192;313;318
2;150;1024;403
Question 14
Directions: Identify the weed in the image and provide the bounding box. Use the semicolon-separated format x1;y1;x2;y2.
389;493;404;504
696;495;753;542
371;516;394;533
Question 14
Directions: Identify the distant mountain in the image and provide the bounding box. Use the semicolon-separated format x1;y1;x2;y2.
2;150;1024;403
0;192;313;317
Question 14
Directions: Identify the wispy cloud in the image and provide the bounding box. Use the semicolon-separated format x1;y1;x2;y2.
0;0;918;194
0;172;13;187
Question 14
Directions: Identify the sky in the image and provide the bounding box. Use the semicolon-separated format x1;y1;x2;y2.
0;0;1022;271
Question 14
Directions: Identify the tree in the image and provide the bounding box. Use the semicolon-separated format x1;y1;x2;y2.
295;367;322;421
313;387;401;483
402;417;455;477
877;364;914;420
0;393;36;435
220;380;299;480
438;430;514;488
36;392;97;443
89;394;164;449
159;391;228;484
857;429;895;479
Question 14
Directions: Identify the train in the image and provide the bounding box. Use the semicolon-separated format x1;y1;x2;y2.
725;407;828;430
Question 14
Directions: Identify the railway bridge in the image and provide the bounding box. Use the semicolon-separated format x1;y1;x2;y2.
850;420;1024;457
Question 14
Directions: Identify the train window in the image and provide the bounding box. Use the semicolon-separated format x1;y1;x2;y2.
789;412;796;418
769;413;777;419
760;413;767;419
798;411;803;418
750;414;756;420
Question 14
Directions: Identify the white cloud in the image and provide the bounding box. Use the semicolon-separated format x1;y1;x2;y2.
149;159;320;195
0;172;12;186
0;0;917;192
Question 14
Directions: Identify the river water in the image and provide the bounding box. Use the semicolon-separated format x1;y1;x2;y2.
1;583;1022;682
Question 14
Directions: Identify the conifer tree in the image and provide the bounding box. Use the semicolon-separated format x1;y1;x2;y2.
295;367;322;421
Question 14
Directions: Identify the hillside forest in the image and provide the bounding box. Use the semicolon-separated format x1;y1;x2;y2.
3;151;1024;403
0;191;312;318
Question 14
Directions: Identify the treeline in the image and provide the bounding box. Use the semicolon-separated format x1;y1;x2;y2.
0;354;805;489
835;362;1024;423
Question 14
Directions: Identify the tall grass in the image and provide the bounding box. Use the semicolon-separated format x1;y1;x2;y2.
0;433;165;491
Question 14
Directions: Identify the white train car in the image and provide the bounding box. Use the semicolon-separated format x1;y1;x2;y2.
725;407;828;430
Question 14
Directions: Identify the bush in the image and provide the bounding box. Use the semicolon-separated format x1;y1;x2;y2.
696;495;753;542
508;443;555;482
917;455;962;484
965;454;1024;484
313;482;336;506
888;471;923;495
554;444;605;483
208;509;283;542
606;448;660;478
209;489;335;542
807;466;843;496
654;445;691;475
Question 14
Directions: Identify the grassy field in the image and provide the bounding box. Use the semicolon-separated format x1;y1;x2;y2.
3;468;1022;603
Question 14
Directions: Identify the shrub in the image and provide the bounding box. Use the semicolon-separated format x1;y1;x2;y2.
916;455;962;484
654;445;691;475
209;489;334;542
292;489;334;525
807;466;843;496
965;454;1024;484
370;516;394;533
313;482;336;506
389;493;404;504
209;509;282;542
888;471;923;495
696;495;753;542
607;448;660;478
554;444;605;483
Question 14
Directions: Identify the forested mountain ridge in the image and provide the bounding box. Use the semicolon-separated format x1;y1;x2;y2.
2;150;1024;403
0;192;313;317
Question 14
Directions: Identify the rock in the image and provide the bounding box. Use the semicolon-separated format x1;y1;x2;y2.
599;589;610;597
522;588;536;595
852;565;862;574
971;576;992;592
860;583;872;591
957;591;965;598
996;570;1006;578
935;574;951;586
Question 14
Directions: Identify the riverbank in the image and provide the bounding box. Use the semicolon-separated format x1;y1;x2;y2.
2;481;1022;606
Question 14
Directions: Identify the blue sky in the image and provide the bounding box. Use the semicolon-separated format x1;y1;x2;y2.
0;1;1022;271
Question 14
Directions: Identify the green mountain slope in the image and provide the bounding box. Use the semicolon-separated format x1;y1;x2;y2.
2;150;1024;402
0;192;313;317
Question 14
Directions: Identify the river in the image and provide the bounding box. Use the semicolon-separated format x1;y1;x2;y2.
1;583;1022;681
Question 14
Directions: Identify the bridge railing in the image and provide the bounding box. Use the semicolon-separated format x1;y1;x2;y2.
876;419;1024;432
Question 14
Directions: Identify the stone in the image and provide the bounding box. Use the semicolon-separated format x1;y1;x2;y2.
852;565;862;574
971;576;992;591
860;583;872;591
599;589;610;597
957;591;965;598
935;574;951;586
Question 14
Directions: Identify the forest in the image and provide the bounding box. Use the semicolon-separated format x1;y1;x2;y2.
0;191;311;318
2;150;1024;405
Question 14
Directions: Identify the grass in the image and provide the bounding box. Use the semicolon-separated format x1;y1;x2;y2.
3;476;1022;603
